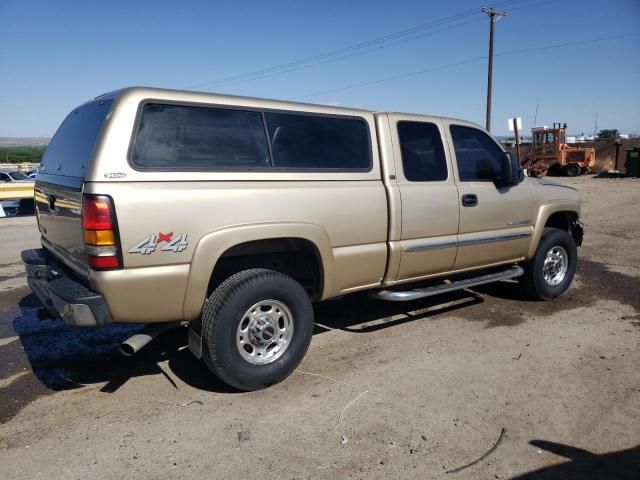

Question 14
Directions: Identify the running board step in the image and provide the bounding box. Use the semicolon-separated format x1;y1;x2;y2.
372;266;524;302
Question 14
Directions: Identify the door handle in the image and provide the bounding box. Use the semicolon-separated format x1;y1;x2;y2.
461;194;478;207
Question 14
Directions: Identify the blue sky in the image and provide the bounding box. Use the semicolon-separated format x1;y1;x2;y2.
1;0;639;137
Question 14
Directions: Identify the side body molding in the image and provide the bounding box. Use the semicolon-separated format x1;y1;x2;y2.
181;222;334;320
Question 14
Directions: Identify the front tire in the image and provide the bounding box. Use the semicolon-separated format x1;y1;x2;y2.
520;228;577;300
202;269;313;391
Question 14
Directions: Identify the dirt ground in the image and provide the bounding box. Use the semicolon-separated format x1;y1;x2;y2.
0;176;638;480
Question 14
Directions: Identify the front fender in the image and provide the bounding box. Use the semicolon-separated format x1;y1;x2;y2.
528;201;581;258
181;222;334;320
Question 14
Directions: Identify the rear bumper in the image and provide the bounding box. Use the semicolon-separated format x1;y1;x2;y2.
22;248;112;327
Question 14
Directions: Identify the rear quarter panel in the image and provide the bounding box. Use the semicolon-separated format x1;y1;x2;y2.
85;180;388;320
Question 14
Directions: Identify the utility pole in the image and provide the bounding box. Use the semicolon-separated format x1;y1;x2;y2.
514;121;521;165
482;7;507;132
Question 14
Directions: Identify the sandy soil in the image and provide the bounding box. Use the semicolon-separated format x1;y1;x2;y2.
0;176;638;479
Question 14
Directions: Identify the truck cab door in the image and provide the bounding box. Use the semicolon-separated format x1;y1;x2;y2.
444;121;535;270
387;114;460;281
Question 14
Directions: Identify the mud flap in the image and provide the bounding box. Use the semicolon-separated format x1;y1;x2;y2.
572;220;584;247
188;317;203;359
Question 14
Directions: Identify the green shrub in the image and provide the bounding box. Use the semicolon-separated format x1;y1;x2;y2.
0;146;46;164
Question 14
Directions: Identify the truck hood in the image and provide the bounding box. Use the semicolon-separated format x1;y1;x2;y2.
535;177;578;191
529;176;581;209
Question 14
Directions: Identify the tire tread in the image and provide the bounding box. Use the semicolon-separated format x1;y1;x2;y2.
520;227;577;300
202;269;312;390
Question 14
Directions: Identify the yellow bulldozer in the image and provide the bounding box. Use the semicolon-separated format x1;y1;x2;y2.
524;123;595;177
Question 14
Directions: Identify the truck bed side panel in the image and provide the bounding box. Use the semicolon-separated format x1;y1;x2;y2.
84;180;388;320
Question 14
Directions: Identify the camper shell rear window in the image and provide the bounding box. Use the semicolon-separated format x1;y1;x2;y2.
40;100;113;177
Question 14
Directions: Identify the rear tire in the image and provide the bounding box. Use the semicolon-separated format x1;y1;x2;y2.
520;228;577;300
565;165;581;177
202;269;313;391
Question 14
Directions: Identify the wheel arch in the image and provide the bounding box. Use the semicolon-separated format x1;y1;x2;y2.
528;203;581;258
182;222;334;321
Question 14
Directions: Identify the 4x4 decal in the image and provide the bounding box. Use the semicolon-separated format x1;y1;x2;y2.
128;232;188;255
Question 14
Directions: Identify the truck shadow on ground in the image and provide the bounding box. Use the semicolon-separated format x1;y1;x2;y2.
4;257;638;423
6;288;487;406
312;289;484;334
511;440;640;479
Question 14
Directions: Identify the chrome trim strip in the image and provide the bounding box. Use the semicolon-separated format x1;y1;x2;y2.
458;232;532;247
404;241;458;253
507;219;532;227
404;232;532;252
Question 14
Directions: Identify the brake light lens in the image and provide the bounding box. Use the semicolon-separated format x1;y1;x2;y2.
82;194;121;270
82;196;113;230
88;255;119;270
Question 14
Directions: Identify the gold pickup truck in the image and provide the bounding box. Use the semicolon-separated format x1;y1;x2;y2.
22;87;583;390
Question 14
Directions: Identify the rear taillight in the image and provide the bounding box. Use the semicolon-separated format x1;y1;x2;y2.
82;194;122;270
88;255;120;270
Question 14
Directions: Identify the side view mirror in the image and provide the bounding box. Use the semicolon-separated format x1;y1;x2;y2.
497;152;524;187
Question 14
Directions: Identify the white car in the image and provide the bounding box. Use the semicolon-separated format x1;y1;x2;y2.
0;170;35;183
0;170;35;216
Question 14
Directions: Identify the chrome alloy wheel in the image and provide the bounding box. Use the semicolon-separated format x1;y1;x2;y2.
543;246;568;286
236;300;294;365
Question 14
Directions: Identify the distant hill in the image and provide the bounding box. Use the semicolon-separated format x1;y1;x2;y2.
0;137;50;147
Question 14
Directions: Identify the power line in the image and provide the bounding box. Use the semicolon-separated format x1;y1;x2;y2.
185;12;479;89
295;32;639;100
296;58;487;99
493;33;637;58
508;0;560;12
185;0;550;90
194;17;484;89
185;11;477;88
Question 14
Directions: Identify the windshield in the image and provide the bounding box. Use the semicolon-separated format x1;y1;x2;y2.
9;171;30;180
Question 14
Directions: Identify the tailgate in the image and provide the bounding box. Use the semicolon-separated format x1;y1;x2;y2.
35;99;113;277
35;177;88;276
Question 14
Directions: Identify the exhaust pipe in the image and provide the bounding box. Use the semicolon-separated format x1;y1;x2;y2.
119;321;181;357
37;308;55;321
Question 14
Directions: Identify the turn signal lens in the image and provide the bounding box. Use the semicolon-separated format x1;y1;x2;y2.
83;229;115;246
